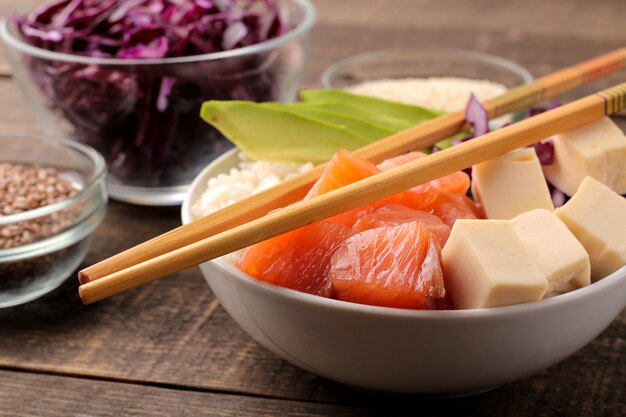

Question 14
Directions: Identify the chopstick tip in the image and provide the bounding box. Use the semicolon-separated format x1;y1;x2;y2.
77;270;90;285
78;283;93;305
78;283;98;305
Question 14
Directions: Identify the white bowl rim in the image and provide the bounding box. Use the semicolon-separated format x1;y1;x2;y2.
0;0;316;66
182;148;626;321
208;252;626;320
319;46;535;89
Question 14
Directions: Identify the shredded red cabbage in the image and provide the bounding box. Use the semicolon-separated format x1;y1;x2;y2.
532;139;555;165
12;0;290;187
458;97;562;183
17;0;285;59
550;186;567;208
465;93;489;137
450;92;488;179
526;103;561;166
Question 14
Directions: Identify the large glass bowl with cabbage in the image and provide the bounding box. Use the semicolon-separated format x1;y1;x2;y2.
1;0;316;205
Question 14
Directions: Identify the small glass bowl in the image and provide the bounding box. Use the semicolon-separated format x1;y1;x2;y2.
321;46;533;91
0;0;316;206
321;47;533;125
0;132;107;308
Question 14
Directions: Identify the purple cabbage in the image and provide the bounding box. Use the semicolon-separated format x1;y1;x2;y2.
529;102;570;207
550;186;567;208
465;93;489;137
12;0;290;187
458;97;564;187
526;103;560;166
448;93;488;178
18;0;285;59
532;139;555;165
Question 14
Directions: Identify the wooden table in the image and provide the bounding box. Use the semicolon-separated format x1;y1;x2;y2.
0;1;624;415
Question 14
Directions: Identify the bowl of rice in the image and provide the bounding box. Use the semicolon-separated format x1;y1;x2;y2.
321;46;533;120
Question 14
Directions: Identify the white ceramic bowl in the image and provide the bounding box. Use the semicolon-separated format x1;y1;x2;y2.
182;148;626;395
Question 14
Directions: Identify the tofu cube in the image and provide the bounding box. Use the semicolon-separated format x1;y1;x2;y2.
442;219;548;309
472;147;554;219
543;117;626;196
511;209;590;297
555;176;626;280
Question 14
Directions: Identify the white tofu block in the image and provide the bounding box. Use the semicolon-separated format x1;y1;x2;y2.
442;219;548;309
543;117;626;196
511;209;590;297
555;176;626;281
472;148;554;220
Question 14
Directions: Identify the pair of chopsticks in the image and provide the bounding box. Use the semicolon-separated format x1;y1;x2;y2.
78;49;626;305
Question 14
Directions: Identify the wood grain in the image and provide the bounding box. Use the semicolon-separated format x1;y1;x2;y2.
0;0;624;416
311;0;626;41
0;202;359;404
0;201;624;414
0;370;369;417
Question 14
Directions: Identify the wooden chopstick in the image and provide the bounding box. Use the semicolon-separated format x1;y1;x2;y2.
78;48;626;285
78;82;626;304
0;64;12;78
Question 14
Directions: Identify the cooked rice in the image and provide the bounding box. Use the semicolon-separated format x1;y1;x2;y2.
347;77;507;113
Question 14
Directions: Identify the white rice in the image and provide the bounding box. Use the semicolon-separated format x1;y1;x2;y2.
347;76;507;113
191;152;313;263
191;152;314;218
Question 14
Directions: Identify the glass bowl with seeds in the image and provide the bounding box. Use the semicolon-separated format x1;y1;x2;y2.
0;132;107;308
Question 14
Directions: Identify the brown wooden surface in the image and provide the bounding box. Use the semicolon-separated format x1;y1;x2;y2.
0;0;625;416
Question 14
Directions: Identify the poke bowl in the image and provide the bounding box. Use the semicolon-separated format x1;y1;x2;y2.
181;148;626;395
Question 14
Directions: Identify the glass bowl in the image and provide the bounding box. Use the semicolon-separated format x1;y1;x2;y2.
0;132;107;308
0;0;316;206
321;46;533;122
322;46;533;91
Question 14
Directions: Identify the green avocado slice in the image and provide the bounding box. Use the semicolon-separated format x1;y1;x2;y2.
200;100;373;164
263;102;395;140
300;89;443;124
